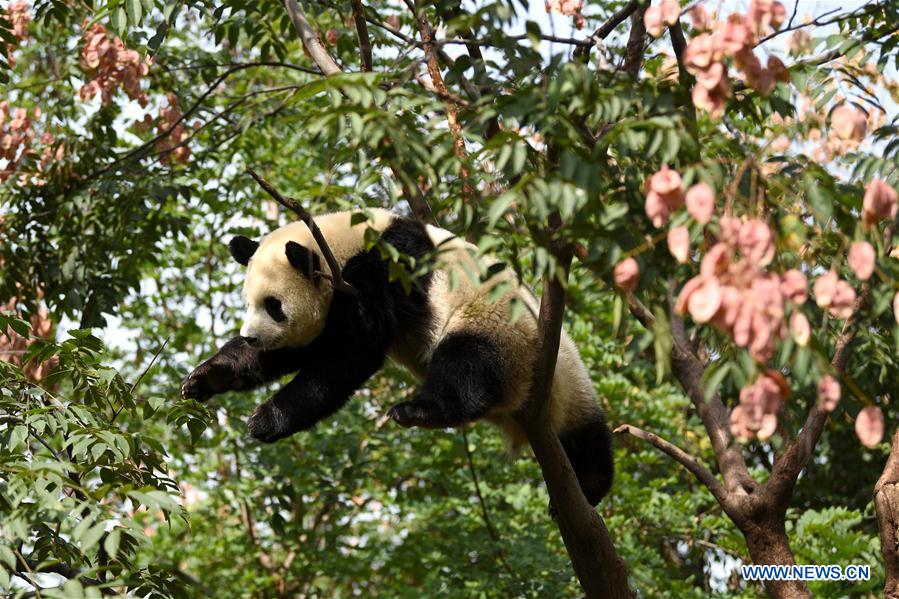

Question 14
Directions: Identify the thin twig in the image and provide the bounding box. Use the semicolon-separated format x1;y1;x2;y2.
245;168;357;296
84;63;285;182
766;286;867;502
130;337;170;395
159;60;322;76
13;548;43;599
756;6;846;45
460;427;518;581
108;336;171;424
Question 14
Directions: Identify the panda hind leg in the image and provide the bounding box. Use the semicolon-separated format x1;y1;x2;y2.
388;332;504;429
558;410;615;506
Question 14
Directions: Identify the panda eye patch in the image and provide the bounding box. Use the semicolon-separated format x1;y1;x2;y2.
263;297;286;322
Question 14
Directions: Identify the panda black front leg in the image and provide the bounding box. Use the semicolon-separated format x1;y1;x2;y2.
248;349;386;442
181;336;306;402
389;332;504;428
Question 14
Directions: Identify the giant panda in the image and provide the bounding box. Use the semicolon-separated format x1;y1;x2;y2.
181;208;614;505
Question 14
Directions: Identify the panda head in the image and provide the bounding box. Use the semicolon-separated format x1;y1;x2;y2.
229;231;331;350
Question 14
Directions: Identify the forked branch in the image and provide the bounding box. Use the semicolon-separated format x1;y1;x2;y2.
246;167;357;296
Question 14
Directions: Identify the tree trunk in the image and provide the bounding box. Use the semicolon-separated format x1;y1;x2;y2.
521;242;633;598
743;520;811;599
875;430;899;599
523;418;632;598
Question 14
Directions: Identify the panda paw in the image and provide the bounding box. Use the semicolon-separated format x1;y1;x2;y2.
180;368;214;402
387;400;443;429
180;360;235;402
247;401;292;443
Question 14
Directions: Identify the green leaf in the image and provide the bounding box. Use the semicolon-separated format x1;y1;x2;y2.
487;193;515;227
126;0;142;25
612;293;623;338
91;442;107;462
702;361;731;402
0;545;16;569
8;425;27;451
81;522;106;552
651;306;672;384
804;173;833;222
508;297;526;324
511;143;527;175
5;315;31;338
113;6;127;34
104;528;121;558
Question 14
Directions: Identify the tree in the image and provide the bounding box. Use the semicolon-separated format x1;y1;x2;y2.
1;0;898;597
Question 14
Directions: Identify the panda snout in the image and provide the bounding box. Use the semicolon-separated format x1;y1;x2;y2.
242;335;259;346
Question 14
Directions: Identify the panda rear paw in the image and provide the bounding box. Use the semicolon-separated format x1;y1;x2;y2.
247;401;292;443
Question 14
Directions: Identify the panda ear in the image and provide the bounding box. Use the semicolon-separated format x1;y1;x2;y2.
285;241;322;282
229;236;259;266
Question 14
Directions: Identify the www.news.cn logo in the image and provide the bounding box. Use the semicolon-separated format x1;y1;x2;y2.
741;564;871;582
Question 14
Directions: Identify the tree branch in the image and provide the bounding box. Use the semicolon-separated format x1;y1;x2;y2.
440;4;489;92
367;17;597;50
283;0;343;76
279;2;438;220
876;429;899;599
667;20;693;93
85;63;291;182
767;212;892;503
624;292;654;328
245;168;357;296
624;290;756;498
658;290;757;497
408;0;474;203
614;424;729;506
573;0;642;61
733;20;899;93
351;0;373;71
15;556;111;594
624;6;647;78
756;5;858;46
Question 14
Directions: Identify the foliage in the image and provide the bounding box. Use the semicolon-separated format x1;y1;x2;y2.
0;313;201;597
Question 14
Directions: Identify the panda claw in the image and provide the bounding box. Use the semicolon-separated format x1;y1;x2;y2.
387;405;414;428
180;371;210;402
